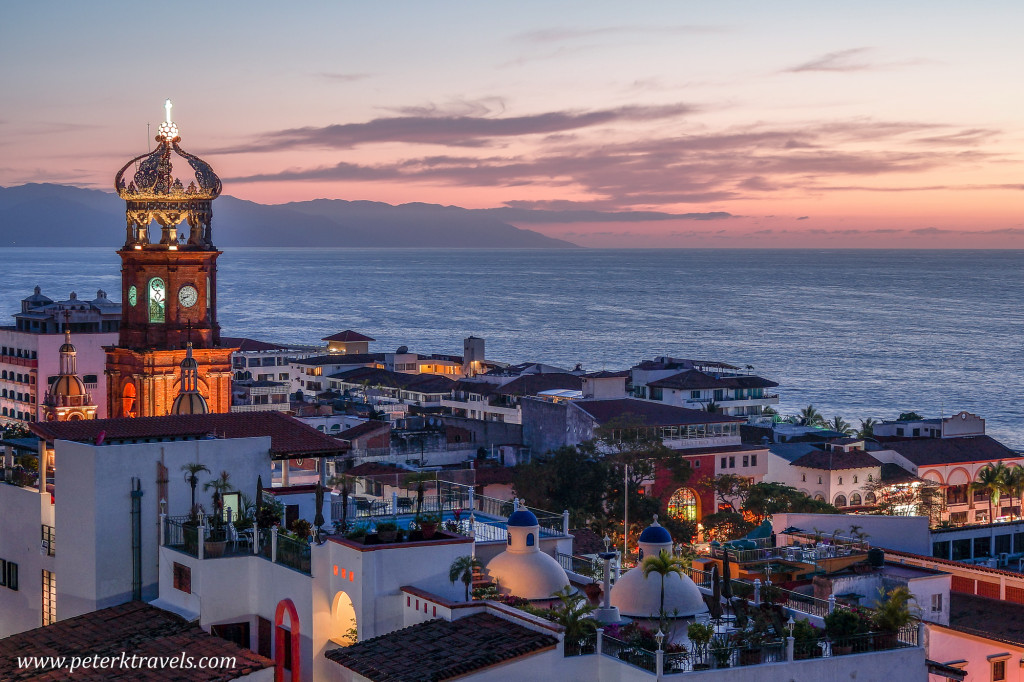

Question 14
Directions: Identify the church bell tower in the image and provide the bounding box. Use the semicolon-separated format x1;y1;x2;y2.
105;101;236;417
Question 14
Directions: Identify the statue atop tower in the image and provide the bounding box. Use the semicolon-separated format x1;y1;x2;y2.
106;102;236;418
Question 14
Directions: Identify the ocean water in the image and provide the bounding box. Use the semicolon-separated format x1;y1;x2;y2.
1;247;1021;448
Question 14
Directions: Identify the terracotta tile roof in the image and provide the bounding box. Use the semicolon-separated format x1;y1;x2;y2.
573;398;744;427
0;601;272;680
495;373;582;396
338;420;390;441
328;367;455;394
648;369;779;391
29;411;348;459
886;435;1019;467
569;527;606;554
583;370;630;378
945;592;1024;647
790;449;880;470
323;330;375;342
324;613;557;680
295;353;384;366
880;462;922;485
346;462;406;478
219;336;287;352
472;465;514;486
451;380;500;396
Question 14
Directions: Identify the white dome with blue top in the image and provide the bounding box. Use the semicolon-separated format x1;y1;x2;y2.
485;499;570;601
610;516;708;619
506;509;540;527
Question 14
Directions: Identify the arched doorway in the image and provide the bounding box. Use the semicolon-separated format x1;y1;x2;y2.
667;488;699;521
274;599;301;682
330;591;357;646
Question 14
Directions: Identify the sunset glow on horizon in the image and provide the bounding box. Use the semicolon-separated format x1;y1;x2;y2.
3;1;1024;247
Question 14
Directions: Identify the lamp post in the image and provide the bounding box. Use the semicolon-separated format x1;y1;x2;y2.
623;464;629;563
786;616;795;662
655;629;665;680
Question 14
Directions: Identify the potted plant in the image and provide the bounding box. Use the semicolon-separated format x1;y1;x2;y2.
709;633;732;668
375;521;398;542
418;513;441;539
872;586;914;649
291;518;313;542
202;471;233;558
345;524;369;542
737;612;774;665
687;622;714;670
824;608;865;655
792;618;822;659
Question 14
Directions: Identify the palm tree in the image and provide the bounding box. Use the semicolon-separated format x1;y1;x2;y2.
642;549;686;615
449;555;483;601
971;462;1009;523
826;416;854;435
182;462;210;517
798;405;825;427
703;400;721;413
204;470;234;528
857;418;877;439
548;586;597;652
1001;465;1024;521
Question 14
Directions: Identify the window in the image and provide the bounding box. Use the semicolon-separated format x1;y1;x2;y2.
691;390;701;400
526;533;535;546
838;476;843;485
991;658;1006;682
5;561;18;591
834;494;847;507
41;525;54;556
818;476;823;484
865;491;877;504
148;277;166;323
801;473;806;482
42;570;56;626
173;562;191;594
931;593;943;613
853;475;858;484
742;456;749;467
650;387;663;401
693;460;700;468
721;457;727;469
751;454;757;467
667;488;699;522
850;493;862;506
728;456;735;468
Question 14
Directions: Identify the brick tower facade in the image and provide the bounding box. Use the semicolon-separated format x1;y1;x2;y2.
105;101;236;418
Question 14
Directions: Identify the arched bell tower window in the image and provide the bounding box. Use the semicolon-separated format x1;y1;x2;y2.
526;533;535;547
148;278;165;323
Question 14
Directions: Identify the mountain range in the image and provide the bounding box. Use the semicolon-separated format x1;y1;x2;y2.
0;184;580;248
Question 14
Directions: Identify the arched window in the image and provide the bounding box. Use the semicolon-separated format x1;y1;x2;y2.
148;277;166;323
526;533;535;547
801;473;806;482
667;488;699;521
838;477;843;485
864;492;877;504
507;534;512;546
853;475;858;484
850;493;862;506
834;494;848;507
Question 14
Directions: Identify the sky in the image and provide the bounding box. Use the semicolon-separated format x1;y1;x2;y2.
2;1;1024;247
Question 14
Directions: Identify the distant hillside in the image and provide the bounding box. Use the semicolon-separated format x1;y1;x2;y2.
0;184;578;248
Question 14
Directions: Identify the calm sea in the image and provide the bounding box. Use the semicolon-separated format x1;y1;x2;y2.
2;247;1021;449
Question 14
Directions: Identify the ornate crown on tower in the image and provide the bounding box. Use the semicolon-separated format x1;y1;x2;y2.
114;99;222;202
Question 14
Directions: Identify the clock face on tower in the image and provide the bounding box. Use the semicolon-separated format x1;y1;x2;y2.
178;284;199;308
128;285;137;307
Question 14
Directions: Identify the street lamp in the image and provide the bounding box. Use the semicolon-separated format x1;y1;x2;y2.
655;629;665;651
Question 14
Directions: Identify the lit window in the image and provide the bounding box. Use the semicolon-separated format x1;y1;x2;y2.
667;488;699;522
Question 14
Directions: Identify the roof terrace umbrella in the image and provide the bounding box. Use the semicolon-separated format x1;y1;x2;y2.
722;549;734;601
255;474;264;530
314;480;326;542
709;565;723;621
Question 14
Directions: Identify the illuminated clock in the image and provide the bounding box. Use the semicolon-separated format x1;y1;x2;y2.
178;284;199;308
128;285;137;307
